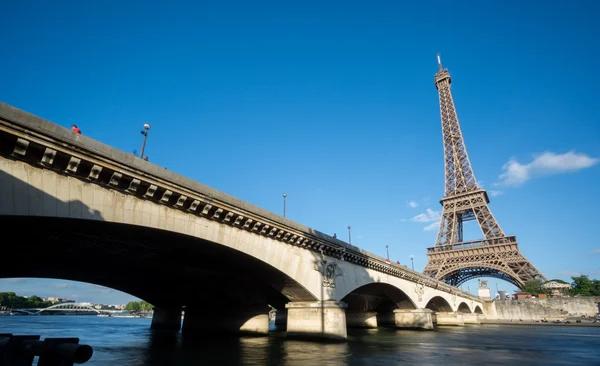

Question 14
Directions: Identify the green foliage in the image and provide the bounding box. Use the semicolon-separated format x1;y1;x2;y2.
571;275;600;296
125;301;154;312
521;279;543;295
0;292;53;309
140;301;154;311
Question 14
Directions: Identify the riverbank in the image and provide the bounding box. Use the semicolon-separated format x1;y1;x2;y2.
482;319;600;327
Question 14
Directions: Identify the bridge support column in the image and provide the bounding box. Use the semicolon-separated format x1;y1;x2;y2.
274;309;287;330
462;313;480;324
435;312;465;326
285;301;347;341
182;305;269;336
346;311;377;329
151;306;182;331
393;309;434;330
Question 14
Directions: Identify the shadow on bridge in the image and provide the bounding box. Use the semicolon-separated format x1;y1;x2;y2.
0;166;322;336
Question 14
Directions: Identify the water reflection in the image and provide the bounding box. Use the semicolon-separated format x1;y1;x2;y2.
0;317;599;365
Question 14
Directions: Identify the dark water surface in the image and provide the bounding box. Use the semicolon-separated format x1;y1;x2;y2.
1;316;600;365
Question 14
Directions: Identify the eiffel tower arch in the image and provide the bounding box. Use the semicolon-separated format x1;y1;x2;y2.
422;55;546;289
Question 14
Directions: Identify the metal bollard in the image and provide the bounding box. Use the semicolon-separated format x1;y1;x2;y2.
0;335;40;366
0;336;93;366
36;338;93;366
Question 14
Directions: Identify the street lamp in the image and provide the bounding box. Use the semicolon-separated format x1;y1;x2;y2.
385;245;390;263
347;226;351;244
410;255;415;271
282;193;287;218
140;123;151;159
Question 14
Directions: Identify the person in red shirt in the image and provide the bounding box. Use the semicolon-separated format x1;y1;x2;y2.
71;125;81;134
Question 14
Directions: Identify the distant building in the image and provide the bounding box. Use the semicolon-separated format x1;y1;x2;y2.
514;292;532;300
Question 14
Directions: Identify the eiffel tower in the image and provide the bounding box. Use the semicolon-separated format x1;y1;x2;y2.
422;55;546;289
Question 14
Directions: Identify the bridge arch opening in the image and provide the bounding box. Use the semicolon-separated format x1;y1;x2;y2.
424;296;452;312
341;283;416;329
474;305;483;314
0;213;318;334
457;302;471;313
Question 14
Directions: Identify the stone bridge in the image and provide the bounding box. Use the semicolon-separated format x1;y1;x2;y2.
0;101;483;340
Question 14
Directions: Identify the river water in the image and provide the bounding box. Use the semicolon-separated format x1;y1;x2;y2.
1;317;600;365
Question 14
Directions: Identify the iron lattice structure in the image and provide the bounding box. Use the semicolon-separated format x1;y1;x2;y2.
422;55;546;289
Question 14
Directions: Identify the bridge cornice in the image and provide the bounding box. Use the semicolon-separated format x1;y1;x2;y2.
0;101;480;303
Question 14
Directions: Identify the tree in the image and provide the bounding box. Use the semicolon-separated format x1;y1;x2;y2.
125;301;141;311
0;293;53;309
139;301;153;311
521;279;543;295
571;275;600;296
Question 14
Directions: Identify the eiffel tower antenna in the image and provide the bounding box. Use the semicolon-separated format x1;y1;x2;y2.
423;54;546;289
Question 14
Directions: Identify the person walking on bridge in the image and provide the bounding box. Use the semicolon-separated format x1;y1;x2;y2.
71;124;81;134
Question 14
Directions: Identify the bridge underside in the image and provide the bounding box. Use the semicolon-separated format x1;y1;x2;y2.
0;215;316;309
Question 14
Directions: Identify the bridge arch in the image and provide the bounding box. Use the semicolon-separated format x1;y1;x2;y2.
457;302;471;313
340;282;416;328
0;216;318;310
474;305;483;314
0;152;334;307
435;264;523;289
424;295;453;312
341;283;417;311
38;303;100;315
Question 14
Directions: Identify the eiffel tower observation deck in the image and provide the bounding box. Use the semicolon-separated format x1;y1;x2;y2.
422;55;547;289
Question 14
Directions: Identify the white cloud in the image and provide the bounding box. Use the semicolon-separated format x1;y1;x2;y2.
54;283;71;289
407;201;419;208
593;249;600;255
2;278;27;283
497;151;599;186
489;190;503;197
411;209;441;223
423;222;438;231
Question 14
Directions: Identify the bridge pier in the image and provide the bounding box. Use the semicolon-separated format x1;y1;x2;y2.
434;312;465;326
274;309;288;330
461;313;480;324
182;305;269;336
393;309;434;330
151;306;182;331
346;311;378;329
285;301;347;341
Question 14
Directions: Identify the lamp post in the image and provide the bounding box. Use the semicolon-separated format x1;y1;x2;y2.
386;245;390;262
282;193;287;218
140;123;151;159
347;226;351;244
410;255;414;271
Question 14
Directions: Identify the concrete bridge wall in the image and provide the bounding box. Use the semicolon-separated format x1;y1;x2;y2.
484;297;600;320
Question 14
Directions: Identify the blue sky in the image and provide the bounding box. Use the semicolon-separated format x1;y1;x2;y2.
1;1;599;304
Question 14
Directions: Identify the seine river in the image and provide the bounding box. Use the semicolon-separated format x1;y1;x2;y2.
1;317;600;365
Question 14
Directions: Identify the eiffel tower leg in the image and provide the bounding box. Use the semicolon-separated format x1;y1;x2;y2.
471;202;504;239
